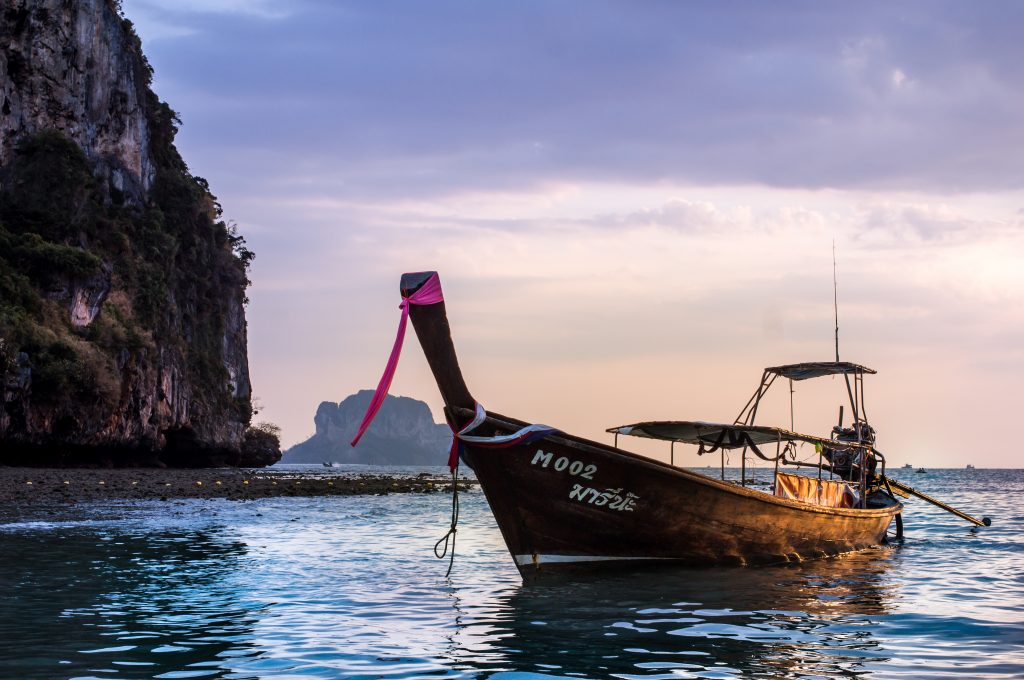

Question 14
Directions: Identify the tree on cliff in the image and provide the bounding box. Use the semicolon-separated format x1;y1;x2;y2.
241;422;283;468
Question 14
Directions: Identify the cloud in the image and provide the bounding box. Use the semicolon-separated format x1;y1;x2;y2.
853;201;1022;243
129;0;291;19
606;200;734;232
124;0;293;46
125;0;1024;199
118;1;1024;462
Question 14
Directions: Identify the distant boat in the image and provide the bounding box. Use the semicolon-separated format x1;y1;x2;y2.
915;468;927;474
966;464;975;470
903;463;913;469
322;461;340;468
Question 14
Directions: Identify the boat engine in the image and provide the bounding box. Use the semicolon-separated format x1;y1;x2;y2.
824;423;876;482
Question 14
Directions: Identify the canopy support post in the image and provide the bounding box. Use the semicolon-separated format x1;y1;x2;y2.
859;443;867;509
858;372;869;424
735;371;776;426
773;434;781;491
671;441;675;467
844;374;859;424
789;378;795;431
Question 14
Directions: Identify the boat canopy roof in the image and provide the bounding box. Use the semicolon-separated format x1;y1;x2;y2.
606;421;869;451
764;361;876;381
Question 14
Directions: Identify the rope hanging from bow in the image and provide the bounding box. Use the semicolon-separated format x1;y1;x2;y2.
350;274;558;577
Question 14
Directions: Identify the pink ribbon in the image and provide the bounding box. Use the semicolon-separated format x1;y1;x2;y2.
350;273;445;447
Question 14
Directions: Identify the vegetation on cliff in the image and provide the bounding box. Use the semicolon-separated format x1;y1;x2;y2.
0;4;273;466
0;127;253;463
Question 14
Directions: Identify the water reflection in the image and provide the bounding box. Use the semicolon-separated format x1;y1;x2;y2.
0;523;257;679
2;473;1020;679
460;548;898;678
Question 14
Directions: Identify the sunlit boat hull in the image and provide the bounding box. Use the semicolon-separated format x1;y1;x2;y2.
393;271;900;578
459;410;899;576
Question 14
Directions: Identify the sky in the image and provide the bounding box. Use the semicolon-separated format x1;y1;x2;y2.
123;0;1024;468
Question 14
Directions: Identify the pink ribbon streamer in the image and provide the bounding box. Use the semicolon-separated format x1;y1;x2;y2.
350;273;445;447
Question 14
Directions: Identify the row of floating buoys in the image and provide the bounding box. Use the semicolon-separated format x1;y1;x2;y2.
18;480;247;485
16;477;449;494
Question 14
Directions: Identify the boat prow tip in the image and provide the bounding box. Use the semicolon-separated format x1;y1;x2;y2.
400;271;439;295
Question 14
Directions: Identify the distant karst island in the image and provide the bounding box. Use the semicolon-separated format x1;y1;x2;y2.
283;391;452;466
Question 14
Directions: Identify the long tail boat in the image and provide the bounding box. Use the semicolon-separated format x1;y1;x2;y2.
353;272;987;577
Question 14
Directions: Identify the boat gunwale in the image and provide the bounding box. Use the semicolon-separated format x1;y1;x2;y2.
464;408;902;520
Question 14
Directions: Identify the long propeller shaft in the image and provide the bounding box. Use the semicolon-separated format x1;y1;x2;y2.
885;477;992;527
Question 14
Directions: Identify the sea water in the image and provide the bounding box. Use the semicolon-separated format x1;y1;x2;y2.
1;467;1021;679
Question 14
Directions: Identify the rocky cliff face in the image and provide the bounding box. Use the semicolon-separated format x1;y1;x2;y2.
0;0;257;466
1;0;153;201
284;391;452;466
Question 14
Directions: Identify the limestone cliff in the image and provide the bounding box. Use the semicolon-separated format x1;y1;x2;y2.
284;391;452;466
1;0;154;200
0;0;258;466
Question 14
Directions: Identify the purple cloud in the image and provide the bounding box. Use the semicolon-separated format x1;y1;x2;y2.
126;0;1024;199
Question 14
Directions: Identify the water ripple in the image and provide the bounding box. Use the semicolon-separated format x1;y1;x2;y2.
0;469;1022;678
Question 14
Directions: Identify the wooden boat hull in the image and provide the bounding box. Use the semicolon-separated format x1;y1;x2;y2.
392;271;902;578
462;412;900;576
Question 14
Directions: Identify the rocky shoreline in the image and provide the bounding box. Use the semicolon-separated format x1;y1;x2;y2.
0;467;475;503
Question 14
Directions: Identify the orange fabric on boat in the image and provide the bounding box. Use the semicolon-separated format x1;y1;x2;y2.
774;472;856;508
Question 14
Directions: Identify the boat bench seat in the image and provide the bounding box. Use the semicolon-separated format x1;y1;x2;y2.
774;471;858;509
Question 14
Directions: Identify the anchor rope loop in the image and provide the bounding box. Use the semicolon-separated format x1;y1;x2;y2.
433;464;460;578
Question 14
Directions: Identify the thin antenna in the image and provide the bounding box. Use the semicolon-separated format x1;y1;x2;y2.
833;239;839;362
